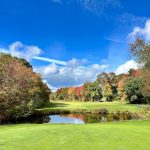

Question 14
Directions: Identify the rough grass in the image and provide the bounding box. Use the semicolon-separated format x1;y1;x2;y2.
0;121;150;150
37;101;146;113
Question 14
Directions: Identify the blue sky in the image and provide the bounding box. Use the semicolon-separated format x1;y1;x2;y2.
0;0;150;90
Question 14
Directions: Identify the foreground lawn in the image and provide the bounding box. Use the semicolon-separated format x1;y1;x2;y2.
0;121;150;150
38;101;146;112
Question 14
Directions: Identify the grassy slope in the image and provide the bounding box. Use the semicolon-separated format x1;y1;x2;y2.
38;101;145;112
0;121;150;150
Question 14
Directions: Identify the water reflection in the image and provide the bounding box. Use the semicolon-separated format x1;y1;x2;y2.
49;115;84;124
82;112;133;123
3;112;137;124
48;112;135;124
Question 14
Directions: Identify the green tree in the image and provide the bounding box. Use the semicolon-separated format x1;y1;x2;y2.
82;82;102;102
102;83;113;101
88;82;102;102
0;53;32;68
130;38;150;69
129;38;150;103
125;77;143;104
14;57;33;68
97;72;118;101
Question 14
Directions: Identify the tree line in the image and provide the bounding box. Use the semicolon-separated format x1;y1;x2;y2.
50;69;144;103
51;38;150;104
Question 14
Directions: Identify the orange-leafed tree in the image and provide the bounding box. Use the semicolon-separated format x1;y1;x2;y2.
68;87;77;100
117;75;128;101
0;53;50;122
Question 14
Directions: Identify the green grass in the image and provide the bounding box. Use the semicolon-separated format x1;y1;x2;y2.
0;121;150;150
38;101;146;113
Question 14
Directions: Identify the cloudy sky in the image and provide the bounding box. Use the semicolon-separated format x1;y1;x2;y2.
0;0;150;90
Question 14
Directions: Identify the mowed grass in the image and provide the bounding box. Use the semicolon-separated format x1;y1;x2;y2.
0;121;150;150
38;101;146;112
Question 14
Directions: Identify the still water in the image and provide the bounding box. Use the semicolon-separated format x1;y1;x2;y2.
5;112;138;124
49;115;85;124
39;112;137;124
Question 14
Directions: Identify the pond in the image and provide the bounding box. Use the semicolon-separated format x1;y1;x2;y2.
47;112;137;124
49;115;85;124
7;112;138;124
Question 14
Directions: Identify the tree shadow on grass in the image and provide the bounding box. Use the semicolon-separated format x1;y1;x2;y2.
49;102;70;108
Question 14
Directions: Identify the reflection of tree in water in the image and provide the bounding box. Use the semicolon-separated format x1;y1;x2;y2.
4;111;136;124
42;111;137;124
8;115;50;124
83;114;102;123
82;112;134;123
60;114;85;121
58;112;135;123
27;115;50;124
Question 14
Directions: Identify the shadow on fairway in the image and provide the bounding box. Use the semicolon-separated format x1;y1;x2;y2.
50;102;70;108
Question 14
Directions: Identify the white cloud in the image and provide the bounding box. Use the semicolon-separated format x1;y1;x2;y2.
42;63;59;75
78;0;121;16
115;60;138;75
1;41;139;89
104;37;127;44
117;13;147;27
0;48;8;53
34;59;108;88
0;42;67;66
33;56;67;66
67;58;88;67
54;0;121;15
43;80;58;92
50;0;146;27
128;19;150;40
0;41;42;61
